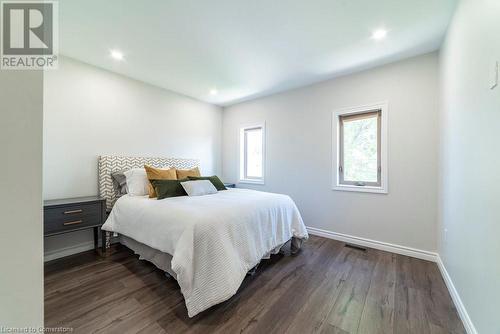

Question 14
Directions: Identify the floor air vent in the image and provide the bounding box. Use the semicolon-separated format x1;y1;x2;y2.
344;243;367;252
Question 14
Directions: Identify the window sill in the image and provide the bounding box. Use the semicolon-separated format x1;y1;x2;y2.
332;184;387;194
239;179;265;185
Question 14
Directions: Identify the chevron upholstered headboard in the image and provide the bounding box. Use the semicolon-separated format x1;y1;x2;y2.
98;155;200;210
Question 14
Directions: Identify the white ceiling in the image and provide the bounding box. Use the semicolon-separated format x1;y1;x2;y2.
59;0;457;106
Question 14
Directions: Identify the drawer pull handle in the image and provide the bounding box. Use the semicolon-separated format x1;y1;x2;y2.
63;220;83;226
64;209;83;214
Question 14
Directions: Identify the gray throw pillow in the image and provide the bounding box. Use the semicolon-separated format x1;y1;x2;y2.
111;171;128;197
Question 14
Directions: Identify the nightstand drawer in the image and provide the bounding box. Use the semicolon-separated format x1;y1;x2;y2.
44;203;102;235
44;216;100;235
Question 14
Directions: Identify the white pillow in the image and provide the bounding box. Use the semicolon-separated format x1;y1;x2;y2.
181;180;217;196
124;168;149;196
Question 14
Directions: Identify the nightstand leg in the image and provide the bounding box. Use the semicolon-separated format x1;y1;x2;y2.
93;226;98;251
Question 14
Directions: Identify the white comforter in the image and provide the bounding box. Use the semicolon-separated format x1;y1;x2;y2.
102;188;308;317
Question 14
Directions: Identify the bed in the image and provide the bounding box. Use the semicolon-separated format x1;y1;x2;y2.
98;155;308;317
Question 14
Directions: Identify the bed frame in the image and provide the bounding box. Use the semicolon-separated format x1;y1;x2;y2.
97;155;301;256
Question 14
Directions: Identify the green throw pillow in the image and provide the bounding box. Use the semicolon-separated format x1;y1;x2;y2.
187;175;227;191
151;179;188;199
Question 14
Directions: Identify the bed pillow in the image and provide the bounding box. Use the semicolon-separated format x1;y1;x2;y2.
151;179;188;199
181;180;218;196
124;168;149;196
187;175;227;191
176;167;201;180
111;171;128;197
144;165;177;198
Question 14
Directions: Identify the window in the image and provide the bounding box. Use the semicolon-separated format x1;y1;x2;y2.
333;103;388;193
240;124;265;184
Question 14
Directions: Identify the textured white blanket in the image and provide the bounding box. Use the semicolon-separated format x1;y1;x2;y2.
102;188;308;317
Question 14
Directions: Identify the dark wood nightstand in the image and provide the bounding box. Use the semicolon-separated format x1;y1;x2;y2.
44;196;107;254
224;183;236;188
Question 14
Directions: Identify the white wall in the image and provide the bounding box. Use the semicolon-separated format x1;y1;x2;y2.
223;53;439;252
0;71;44;327
439;0;500;333
44;56;222;258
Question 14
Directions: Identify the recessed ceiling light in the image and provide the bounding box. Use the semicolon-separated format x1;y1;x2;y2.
210;88;218;95
110;50;124;61
372;29;387;40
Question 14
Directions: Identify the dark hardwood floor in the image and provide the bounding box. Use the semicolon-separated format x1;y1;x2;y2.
45;236;465;334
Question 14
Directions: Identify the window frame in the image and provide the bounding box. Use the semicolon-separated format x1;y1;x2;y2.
239;122;266;185
332;102;388;194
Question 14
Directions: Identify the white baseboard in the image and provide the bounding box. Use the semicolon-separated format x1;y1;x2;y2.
436;256;477;334
306;226;438;262
44;237;120;262
44;241;95;262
